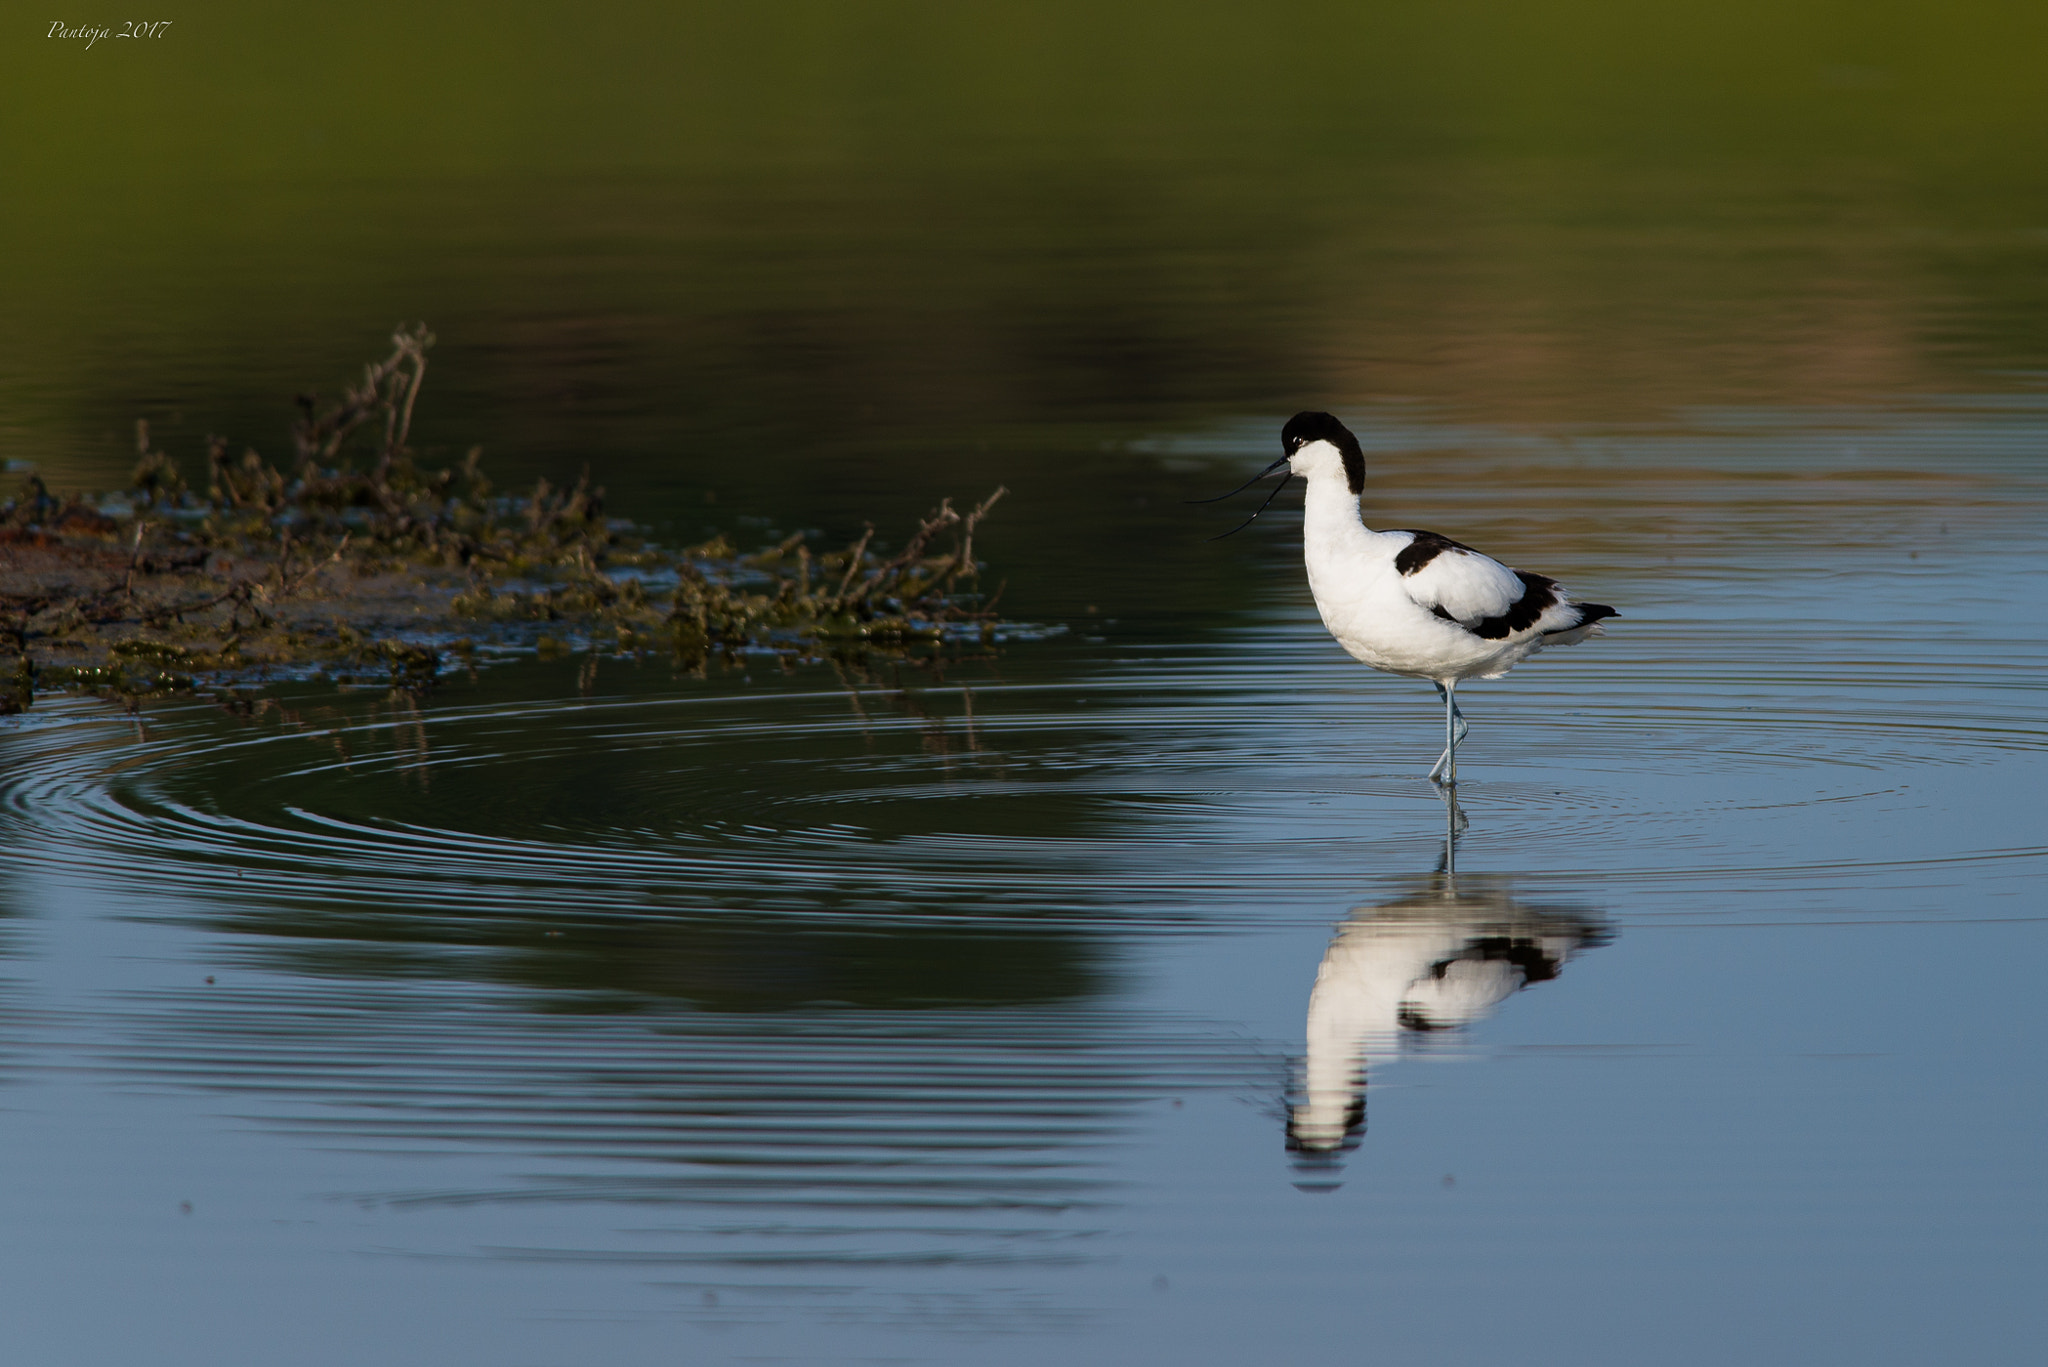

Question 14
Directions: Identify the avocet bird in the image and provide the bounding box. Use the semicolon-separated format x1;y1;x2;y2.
1202;411;1616;783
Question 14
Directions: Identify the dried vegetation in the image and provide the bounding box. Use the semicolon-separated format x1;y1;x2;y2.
0;327;1011;714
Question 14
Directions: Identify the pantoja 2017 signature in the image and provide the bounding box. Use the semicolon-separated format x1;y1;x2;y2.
48;20;173;49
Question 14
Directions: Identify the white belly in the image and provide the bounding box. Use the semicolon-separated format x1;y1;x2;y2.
1306;550;1536;683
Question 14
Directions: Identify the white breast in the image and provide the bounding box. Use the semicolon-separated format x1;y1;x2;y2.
1294;475;1562;681
1302;532;1526;680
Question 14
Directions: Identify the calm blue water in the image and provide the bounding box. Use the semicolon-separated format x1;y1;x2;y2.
2;397;2042;1364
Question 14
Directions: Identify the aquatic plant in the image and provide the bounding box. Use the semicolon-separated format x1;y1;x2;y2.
0;327;1011;713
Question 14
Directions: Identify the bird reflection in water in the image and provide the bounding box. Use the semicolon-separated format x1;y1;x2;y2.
1287;793;1610;1181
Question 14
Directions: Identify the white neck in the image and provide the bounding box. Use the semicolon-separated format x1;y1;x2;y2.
1300;470;1374;546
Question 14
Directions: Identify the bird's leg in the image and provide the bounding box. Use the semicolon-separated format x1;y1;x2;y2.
1427;683;1469;785
1427;683;1450;782
1433;786;1468;876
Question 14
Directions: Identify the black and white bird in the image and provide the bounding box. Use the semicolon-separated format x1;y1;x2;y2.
1204;411;1616;783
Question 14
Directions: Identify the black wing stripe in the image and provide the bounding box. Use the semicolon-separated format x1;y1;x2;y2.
1406;544;1615;642
1467;571;1558;640
1392;530;1482;577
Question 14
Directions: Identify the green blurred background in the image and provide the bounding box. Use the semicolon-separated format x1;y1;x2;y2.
6;1;2046;613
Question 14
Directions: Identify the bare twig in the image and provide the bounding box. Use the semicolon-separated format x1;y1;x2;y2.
121;522;150;599
833;524;875;601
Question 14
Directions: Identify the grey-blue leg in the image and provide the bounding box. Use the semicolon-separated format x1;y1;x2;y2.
1427;683;1468;785
1434;785;1470;876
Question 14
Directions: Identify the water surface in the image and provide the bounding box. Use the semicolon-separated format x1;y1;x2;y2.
5;397;2042;1364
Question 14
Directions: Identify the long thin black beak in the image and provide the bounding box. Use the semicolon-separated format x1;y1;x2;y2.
1206;470;1294;539
1187;454;1290;504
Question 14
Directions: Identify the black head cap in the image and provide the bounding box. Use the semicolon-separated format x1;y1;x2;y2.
1281;411;1365;494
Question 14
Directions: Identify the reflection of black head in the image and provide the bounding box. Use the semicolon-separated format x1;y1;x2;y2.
1286;1095;1365;1156
1286;1093;1365;1192
1280;410;1366;495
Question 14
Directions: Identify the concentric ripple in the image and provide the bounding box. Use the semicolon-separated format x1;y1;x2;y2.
5;589;2042;952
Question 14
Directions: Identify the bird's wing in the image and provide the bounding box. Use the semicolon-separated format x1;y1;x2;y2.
1389;531;1532;624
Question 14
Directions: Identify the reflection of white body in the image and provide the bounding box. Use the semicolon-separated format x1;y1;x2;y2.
1290;876;1607;1156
